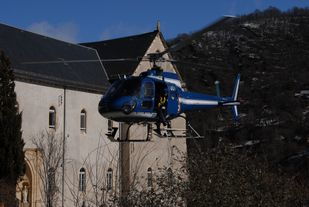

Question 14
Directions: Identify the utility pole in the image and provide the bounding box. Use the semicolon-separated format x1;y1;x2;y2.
119;123;130;207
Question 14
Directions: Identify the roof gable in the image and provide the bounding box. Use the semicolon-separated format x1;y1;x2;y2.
0;23;109;93
81;30;159;80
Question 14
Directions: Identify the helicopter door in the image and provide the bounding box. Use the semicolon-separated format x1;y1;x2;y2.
140;81;155;112
167;85;179;117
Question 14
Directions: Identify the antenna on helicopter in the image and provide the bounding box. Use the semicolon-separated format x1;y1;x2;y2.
215;81;221;97
156;20;161;31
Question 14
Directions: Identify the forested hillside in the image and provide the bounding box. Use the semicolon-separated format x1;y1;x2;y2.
172;7;309;179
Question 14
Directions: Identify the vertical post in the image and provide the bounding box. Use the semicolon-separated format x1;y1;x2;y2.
215;81;220;98
62;87;66;207
119;123;130;207
156;21;161;31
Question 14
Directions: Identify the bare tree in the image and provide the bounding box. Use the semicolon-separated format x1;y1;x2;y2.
64;130;187;207
110;143;309;207
32;130;63;207
65;133;119;207
64;164;83;207
85;137;119;207
110;139;188;207
186;144;309;207
130;142;158;189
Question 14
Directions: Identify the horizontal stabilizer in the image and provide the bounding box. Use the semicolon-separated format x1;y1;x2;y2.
221;100;240;106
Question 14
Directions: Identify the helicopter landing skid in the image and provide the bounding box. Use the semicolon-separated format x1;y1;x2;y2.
107;123;153;142
106;120;204;142
112;138;153;143
154;123;204;139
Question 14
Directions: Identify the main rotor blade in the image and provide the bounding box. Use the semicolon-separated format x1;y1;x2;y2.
167;59;232;71
159;15;236;56
165;59;212;70
22;57;145;65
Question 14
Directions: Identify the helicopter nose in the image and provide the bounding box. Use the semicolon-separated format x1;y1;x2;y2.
98;98;110;115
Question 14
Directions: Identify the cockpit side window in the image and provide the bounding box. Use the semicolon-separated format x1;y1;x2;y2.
105;78;141;98
105;80;122;97
121;79;141;96
144;82;154;98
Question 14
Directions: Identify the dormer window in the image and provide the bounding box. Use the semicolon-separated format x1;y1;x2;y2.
80;109;87;132
49;106;56;129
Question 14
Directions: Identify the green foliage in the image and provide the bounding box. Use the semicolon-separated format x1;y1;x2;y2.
0;51;25;183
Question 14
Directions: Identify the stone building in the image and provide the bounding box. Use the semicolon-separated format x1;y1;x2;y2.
0;23;186;207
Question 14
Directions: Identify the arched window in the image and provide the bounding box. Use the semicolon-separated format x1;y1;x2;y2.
106;168;113;191
147;167;153;188
49;106;56;129
79;168;86;192
167;168;173;185
80;109;87;132
48;167;56;192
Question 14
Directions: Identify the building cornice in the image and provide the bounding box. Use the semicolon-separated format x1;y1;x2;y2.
14;68;108;94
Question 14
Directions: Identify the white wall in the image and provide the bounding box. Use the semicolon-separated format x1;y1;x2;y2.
16;81;64;145
15;81;119;207
128;118;187;189
129;33;187;189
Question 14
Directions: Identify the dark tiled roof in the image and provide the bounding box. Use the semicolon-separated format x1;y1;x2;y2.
81;30;158;80
0;23;109;93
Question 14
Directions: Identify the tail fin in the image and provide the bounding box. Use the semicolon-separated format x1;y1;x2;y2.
218;74;241;120
231;74;241;120
232;74;241;101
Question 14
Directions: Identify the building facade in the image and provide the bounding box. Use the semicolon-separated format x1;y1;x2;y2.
0;23;186;207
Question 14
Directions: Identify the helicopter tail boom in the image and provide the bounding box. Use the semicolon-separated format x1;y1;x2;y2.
179;74;241;120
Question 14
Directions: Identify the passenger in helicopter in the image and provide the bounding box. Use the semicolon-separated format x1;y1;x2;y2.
155;90;167;135
158;94;167;121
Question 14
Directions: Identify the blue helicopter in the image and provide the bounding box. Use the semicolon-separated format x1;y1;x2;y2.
97;16;240;141
98;64;240;140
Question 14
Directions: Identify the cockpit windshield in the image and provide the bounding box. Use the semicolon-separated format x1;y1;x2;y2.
105;78;141;98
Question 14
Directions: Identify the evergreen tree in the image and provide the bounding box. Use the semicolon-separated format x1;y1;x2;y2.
0;51;25;184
